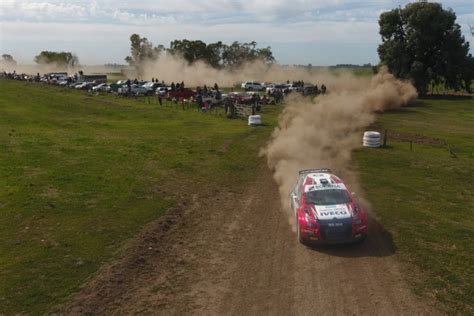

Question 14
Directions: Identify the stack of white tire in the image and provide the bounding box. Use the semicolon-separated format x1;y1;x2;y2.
363;131;381;147
248;115;262;126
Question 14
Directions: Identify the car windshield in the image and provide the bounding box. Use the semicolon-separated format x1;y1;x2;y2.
305;189;351;206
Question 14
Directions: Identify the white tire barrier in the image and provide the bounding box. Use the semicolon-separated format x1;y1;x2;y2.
363;131;381;147
248;115;262;126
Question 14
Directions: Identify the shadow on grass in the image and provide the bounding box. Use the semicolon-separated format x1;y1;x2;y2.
305;216;397;258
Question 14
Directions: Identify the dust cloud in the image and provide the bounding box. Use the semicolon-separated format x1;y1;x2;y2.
133;55;340;87
260;67;417;228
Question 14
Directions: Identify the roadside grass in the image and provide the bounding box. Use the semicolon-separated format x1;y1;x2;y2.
353;98;473;314
0;80;280;314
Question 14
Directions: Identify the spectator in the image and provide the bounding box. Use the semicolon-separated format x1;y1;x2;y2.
321;84;327;95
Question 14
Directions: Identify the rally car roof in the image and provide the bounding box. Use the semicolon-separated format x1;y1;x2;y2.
302;172;347;192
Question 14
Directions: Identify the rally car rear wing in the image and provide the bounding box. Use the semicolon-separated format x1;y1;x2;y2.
298;168;332;174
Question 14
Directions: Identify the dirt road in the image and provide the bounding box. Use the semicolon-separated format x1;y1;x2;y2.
59;167;440;315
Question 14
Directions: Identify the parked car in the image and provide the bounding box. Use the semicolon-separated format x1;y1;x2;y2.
241;81;264;91
227;92;254;104
116;80;128;86
69;82;82;88
302;85;316;96
92;83;111;92
155;86;170;96
134;85;149;96
290;169;368;244
266;83;287;94
118;84;148;95
202;90;224;107
166;88;195;100
142;81;163;94
75;82;95;90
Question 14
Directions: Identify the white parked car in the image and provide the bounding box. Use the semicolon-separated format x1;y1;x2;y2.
155;86;170;96
266;83;287;94
92;83;111;92
241;81;264;91
118;84;149;95
142;81;163;94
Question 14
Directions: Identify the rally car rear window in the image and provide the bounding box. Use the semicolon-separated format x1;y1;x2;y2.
306;189;351;206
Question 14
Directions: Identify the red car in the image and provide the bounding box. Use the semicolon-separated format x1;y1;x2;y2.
166;88;195;100
290;169;368;244
226;92;256;104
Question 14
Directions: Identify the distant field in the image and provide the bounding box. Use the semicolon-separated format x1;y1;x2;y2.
0;80;280;313
353;98;474;314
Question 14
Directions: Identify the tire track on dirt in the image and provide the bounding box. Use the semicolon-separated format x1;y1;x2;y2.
58;166;441;315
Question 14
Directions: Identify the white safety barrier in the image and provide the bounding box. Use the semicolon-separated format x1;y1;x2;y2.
248;115;262;126
363;131;381;147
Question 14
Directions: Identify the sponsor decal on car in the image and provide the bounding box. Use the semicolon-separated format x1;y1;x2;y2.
314;204;351;220
305;183;346;192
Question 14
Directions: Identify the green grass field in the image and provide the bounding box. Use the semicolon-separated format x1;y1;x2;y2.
1;79;472;314
353;98;474;314
0;80;280;314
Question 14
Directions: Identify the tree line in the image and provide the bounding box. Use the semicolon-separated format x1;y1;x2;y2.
124;34;275;74
33;51;79;67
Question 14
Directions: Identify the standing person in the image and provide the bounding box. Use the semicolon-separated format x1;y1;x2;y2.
196;89;203;110
126;79;131;96
251;94;258;115
181;81;185;90
224;97;230;115
157;94;163;105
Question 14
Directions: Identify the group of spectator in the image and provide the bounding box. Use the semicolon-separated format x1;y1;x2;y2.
288;80;305;87
170;81;185;91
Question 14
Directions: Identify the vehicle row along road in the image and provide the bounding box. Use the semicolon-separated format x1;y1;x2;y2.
59;166;441;315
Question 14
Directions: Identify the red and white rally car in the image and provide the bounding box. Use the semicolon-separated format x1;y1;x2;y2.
290;169;368;244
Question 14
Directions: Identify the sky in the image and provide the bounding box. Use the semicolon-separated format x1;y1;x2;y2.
0;0;473;66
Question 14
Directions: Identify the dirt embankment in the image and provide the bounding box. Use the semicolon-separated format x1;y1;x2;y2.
57;166;440;315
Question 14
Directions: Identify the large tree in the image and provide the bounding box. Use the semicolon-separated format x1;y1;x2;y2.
34;51;79;67
125;34;164;75
222;41;275;67
1;54;17;65
378;2;473;94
